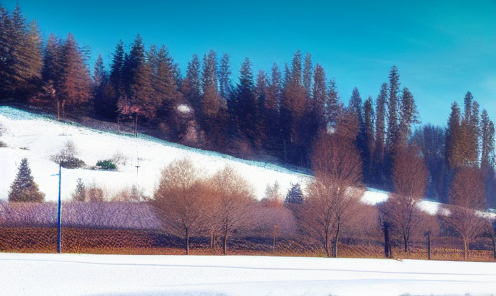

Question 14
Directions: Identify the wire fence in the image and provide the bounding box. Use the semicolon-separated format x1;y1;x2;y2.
1;201;495;261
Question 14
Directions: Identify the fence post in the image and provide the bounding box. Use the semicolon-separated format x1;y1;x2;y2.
427;231;431;260
57;164;61;253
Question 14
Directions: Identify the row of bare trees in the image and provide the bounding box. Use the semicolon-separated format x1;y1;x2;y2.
152;159;255;255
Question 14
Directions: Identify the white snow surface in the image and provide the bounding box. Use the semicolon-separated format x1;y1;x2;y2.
0;107;311;201
2;106;492;219
1;253;495;296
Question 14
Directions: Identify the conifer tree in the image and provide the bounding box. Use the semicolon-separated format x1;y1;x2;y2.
281;50;307;164
148;44;179;118
255;70;269;149
234;57;259;149
387;66;400;150
303;52;312;99
9;158;45;202
264;63;282;155
201;49;221;117
72;178;86;202
58;33;91;119
181;54;201;114
0;4;11;99
481;109;495;170
312;64;327;132
398;87;419;145
446;102;462;169
92;54;108;117
325;78;340;127
218;53;232;103
284;183;303;205
373;83;388;186
363;96;375;183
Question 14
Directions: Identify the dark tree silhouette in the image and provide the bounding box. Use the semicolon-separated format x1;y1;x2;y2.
9;158;45;202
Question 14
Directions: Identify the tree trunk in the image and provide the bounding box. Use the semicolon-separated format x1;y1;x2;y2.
427;232;431;260
135;113;138;137
210;230;214;249
223;234;228;255
61;100;66;119
492;236;496;260
403;233;408;253
57;100;61;121
384;221;390;258
333;221;341;258
272;232;276;253
463;238;468;261
185;229;190;255
325;231;331;258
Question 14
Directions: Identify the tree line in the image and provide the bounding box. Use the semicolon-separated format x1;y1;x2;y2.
0;3;495;209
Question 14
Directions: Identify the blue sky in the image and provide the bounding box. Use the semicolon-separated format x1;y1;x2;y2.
4;0;496;127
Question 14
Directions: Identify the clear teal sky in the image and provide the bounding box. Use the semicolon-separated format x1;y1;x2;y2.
4;0;496;127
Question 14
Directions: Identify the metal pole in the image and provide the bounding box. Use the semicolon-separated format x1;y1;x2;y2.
57;164;61;253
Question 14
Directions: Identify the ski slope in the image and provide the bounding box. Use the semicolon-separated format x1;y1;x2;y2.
1;253;495;296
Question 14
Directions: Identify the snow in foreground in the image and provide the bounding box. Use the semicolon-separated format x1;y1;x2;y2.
0;253;495;296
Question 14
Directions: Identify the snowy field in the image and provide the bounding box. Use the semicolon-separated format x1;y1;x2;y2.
1;253;495;296
0;106;311;202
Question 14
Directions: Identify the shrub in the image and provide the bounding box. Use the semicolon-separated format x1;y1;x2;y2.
96;160;117;171
51;140;86;169
0;140;7;148
59;157;86;169
112;151;127;166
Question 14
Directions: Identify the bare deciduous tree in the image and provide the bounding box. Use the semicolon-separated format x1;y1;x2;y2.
301;132;364;257
381;145;429;253
209;166;255;255
152;159;212;254
440;168;489;260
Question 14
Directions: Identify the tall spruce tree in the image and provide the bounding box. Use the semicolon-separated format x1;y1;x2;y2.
264;63;282;155
326;78;340;128
234;57;258;149
312;64;327;132
481;109;495;170
303;52;312;99
58;33;91;119
398;87;419;145
387;66;400;151
201;49;221;117
255;70;269;150
363;96;375;183
446;102;462;169
373;83;388;187
181;54;201;114
218;53;232;104
9;158;45;202
92;54;108;117
281;50;307;164
0;4;11;99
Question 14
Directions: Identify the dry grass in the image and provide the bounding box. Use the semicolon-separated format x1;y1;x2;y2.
1;227;494;262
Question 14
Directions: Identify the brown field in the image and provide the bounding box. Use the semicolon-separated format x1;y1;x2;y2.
1;227;495;262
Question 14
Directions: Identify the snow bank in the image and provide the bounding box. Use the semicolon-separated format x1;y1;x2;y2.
1;253;495;296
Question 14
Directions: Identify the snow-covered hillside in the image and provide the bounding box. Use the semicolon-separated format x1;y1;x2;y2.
0;106;459;217
0;106;312;202
1;253;495;296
